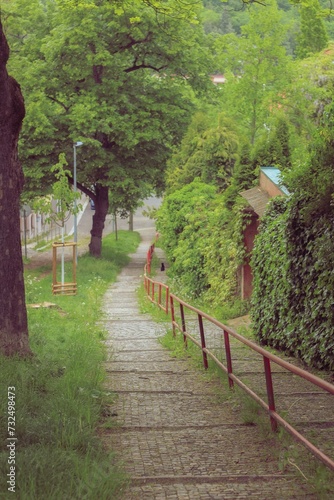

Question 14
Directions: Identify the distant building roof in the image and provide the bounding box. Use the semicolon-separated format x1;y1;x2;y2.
240;187;270;218
210;74;226;84
240;167;288;217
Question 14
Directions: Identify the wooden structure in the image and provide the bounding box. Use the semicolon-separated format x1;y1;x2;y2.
52;242;77;295
239;167;288;300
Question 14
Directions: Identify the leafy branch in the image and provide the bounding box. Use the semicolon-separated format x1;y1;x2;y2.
33;153;82;228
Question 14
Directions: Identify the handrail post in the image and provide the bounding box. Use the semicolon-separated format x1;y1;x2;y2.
158;284;162;308
147;249;151;274
170;295;176;337
165;287;169;315
224;330;234;389
152;282;155;302
198;314;208;369
180;303;187;347
263;356;278;432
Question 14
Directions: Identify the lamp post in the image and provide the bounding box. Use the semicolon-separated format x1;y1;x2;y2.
73;141;83;262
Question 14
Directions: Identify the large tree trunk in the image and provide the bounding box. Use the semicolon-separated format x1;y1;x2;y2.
0;22;31;356
89;184;109;257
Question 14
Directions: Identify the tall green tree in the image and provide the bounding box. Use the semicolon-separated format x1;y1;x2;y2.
251;115;292;171
5;0;211;256
166;111;239;191
296;0;328;59
233;140;255;191
213;0;292;144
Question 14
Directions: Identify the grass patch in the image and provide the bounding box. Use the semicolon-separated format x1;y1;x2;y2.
0;230;140;499
137;283;170;323
199;298;250;323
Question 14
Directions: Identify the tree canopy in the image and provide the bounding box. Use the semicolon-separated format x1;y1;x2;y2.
4;0;213;255
166;110;239;191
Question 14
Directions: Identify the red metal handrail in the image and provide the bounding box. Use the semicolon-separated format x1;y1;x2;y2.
146;244;155;275
144;255;334;472
144;275;169;314
170;292;334;471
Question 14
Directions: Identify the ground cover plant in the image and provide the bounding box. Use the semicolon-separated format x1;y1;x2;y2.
0;230;140;499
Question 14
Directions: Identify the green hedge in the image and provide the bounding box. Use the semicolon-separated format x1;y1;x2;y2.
156;179;247;306
251;197;334;370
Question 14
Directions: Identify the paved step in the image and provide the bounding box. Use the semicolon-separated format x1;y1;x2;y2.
121;478;315;500
105;426;290;476
103;392;236;427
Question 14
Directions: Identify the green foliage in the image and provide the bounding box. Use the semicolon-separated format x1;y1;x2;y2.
33;153;81;227
251;197;334;370
4;0;212;212
252;115;292;171
233;141;256;191
165;111;239;192
0;230;140;498
213;0;293;144
283;84;334;223
273;116;292;170
223;139;258;207
156;179;249;306
202;197;248;307
296;0;329;59
156;179;217;298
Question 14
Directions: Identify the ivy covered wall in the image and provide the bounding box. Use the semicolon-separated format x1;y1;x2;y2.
251;196;334;370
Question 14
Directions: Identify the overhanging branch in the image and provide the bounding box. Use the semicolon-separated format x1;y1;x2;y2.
112;31;154;54
124;62;168;73
67;177;96;201
46;95;70;112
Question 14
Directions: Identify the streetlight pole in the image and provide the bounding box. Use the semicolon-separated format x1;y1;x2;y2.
73;141;83;262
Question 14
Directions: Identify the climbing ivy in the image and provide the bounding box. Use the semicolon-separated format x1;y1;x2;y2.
156;178;249;306
251;196;334;370
156;179;217;299
203;197;248;308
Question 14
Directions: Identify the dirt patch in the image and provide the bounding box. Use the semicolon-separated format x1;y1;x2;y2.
227;314;252;330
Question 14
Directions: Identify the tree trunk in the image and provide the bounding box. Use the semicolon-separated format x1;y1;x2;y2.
0;22;31;356
114;213;118;241
89;184;109;257
128;211;134;231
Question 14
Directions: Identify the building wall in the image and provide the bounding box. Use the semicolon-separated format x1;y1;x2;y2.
240;168;286;300
241;212;259;300
259;171;284;198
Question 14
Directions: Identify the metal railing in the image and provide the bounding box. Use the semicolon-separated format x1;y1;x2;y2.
144;275;169;314
144;257;334;472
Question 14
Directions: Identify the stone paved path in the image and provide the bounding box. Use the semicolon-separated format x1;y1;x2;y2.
99;218;329;499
